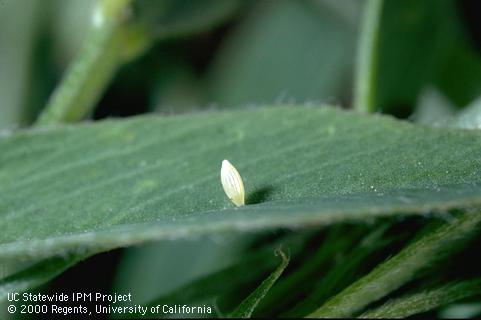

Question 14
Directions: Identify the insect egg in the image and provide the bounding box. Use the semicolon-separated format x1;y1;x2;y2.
220;160;245;207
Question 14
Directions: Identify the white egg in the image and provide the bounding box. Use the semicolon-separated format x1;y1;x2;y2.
220;160;245;207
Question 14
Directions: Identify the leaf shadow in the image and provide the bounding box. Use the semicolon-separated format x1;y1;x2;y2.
246;186;274;205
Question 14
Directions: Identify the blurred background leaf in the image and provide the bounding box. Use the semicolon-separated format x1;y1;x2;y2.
412;87;456;126
207;0;357;108
373;0;481;117
112;234;253;308
0;0;41;129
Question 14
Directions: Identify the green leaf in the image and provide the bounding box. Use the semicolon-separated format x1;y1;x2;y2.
229;249;289;318
308;211;481;318
373;0;475;116
254;224;369;315
285;222;397;316
433;41;481;108
360;279;481;318
148;0;242;40
0;0;42;129
208;0;355;107
1;107;481;261
113;234;253;307
0;253;87;302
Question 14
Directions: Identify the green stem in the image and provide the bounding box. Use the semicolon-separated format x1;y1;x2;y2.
308;211;481;318
36;0;148;125
353;0;383;113
229;249;289;318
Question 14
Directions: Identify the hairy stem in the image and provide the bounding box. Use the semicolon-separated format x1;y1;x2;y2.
36;0;149;125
